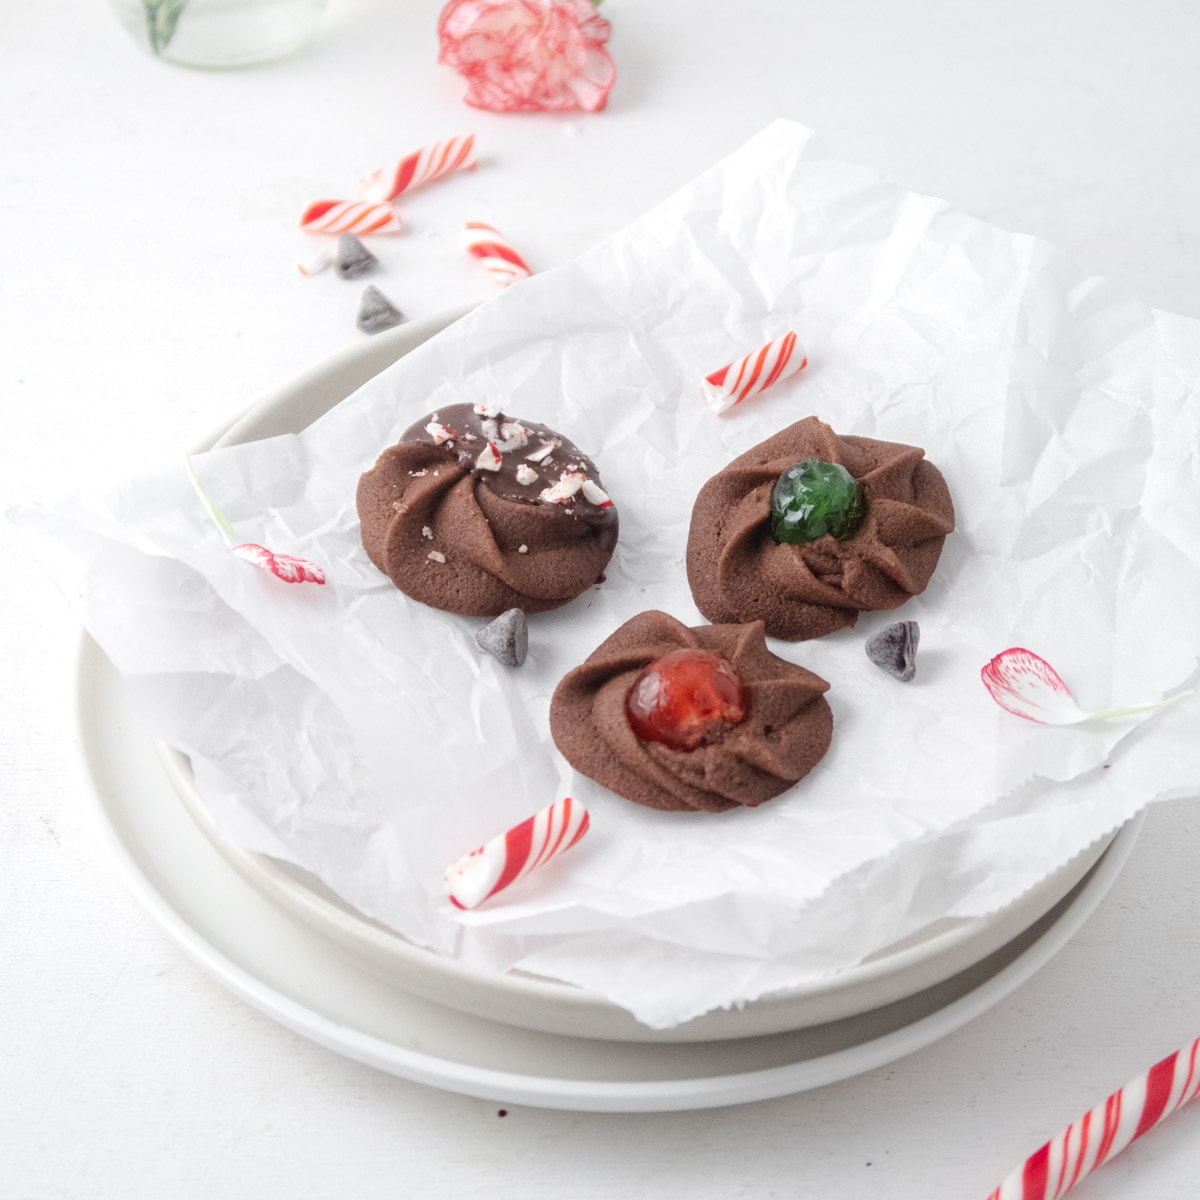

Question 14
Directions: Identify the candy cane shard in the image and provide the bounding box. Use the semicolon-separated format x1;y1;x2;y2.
539;472;586;504
580;479;614;509
232;543;326;585
459;221;532;286
296;248;334;277
359;134;478;202
444;798;590;910
985;1036;1200;1200
981;647;1191;725
701;331;807;415
475;441;503;472
184;458;326;586
299;199;403;235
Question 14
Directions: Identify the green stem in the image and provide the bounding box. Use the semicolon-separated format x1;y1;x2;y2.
143;0;188;55
1086;689;1194;721
185;456;238;548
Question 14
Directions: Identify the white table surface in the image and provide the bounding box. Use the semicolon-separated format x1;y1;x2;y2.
3;1;1200;1196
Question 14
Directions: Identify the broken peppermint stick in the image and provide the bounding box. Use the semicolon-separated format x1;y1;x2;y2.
985;1035;1200;1200
444;797;590;910
185;457;325;585
359;134;478;202
231;543;326;585
701;331;807;415
299;199;403;235
459;221;531;286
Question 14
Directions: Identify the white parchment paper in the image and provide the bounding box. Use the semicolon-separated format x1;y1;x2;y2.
14;120;1200;1028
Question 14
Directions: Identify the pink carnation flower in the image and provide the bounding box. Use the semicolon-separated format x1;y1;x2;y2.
438;0;616;114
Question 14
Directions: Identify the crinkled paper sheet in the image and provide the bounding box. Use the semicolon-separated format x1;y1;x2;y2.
15;120;1200;1029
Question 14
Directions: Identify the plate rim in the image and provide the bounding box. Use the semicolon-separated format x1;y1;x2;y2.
169;305;1119;1042
73;628;1144;1110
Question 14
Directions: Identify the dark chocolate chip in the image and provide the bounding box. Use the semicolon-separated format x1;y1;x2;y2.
475;607;528;667
336;232;378;279
357;285;403;334
865;620;919;682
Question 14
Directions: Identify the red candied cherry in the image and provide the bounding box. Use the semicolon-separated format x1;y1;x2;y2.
626;648;747;751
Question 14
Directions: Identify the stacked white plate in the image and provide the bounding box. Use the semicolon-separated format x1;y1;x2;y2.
74;310;1139;1110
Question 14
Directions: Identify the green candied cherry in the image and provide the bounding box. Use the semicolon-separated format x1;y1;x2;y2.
769;458;866;545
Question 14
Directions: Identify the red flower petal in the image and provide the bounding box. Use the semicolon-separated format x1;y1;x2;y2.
980;647;1087;724
438;0;616;114
233;543;327;585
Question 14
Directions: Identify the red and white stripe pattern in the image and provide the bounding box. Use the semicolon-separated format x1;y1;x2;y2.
444;797;590;910
701;331;807;414
980;647;1191;725
986;1037;1200;1200
359;135;478;203
981;648;1086;725
459;221;532;286
299;199;403;235
232;543;326;585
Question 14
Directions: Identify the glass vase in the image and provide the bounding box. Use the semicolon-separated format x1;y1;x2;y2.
108;0;328;68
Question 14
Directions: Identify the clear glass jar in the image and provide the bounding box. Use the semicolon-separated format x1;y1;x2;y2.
107;0;328;69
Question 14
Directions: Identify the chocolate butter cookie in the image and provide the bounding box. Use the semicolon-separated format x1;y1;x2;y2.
357;403;618;616
686;416;954;640
550;611;832;813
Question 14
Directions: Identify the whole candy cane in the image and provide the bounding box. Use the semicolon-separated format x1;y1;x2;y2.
444;797;590;910
459;221;532;286
701;331;807;414
359;134;477;202
986;1036;1200;1200
299;199;403;235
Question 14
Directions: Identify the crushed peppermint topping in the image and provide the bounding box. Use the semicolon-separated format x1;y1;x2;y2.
475;442;503;471
581;479;613;508
421;525;434;539
518;544;528;553
515;464;538;486
480;417;500;441
499;421;530;449
540;472;587;503
426;422;456;445
408;469;428;477
427;550;446;563
525;440;560;463
473;403;502;417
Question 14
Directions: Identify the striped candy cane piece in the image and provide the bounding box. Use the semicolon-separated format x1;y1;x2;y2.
359;134;477;202
444;797;590;910
986;1036;1200;1200
299;199;403;235
232;543;326;585
459;221;532;286
701;331;807;414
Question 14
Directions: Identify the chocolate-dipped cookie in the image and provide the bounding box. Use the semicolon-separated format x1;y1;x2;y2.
686;416;954;640
550;611;832;813
357;403;618;616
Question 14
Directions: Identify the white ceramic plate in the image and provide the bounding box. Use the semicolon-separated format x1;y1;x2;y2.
76;630;1142;1110
142;308;1116;1044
